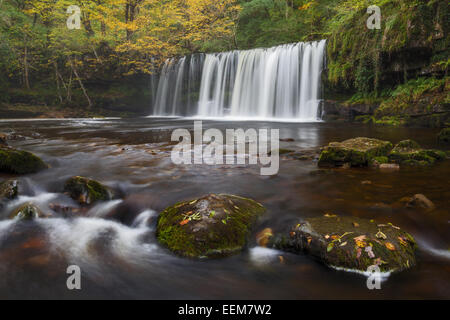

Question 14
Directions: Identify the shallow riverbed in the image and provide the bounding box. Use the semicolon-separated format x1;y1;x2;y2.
0;118;449;299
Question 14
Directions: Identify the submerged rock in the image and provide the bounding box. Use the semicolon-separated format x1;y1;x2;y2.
0;133;7;146
0;146;48;174
402;194;435;212
64;176;112;205
318;138;393;167
266;216;417;273
156;194;266;258
438;128;450;144
379;163;400;171
9;203;46;220
0;180;18;200
388;140;446;166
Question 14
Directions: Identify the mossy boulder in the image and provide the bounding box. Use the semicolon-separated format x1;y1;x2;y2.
156;194;266;259
0;147;48;174
402;194;436;212
64;176;112;205
318;138;393;167
9;203;44;220
0;180;18;200
438;128;450;144
267;216;417;273
389;140;447;166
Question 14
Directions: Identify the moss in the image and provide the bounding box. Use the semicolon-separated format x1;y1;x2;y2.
156;194;266;258
318;138;393;167
64;176;111;205
0;147;48;174
438;128;450;144
354;115;375;124
374;116;406;127
395;140;421;150
373;77;449;125
9;203;43;220
372;156;389;164
388;140;446;165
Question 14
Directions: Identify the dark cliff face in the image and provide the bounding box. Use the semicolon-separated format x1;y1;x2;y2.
325;0;448;94
320;0;449;127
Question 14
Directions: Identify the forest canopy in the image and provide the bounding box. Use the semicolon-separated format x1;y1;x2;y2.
0;0;447;112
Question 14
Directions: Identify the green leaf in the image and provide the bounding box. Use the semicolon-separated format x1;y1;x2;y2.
327;242;334;252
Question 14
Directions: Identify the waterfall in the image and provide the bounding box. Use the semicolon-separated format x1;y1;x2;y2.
151;40;327;121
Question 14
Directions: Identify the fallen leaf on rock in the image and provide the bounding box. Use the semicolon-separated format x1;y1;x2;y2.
388;223;400;230
256;228;273;247
385;242;396;251
354;235;367;248
180;219;189;226
398;237;408;247
365;246;375;258
352;222;360;227
376;230;387;240
327;242;334;252
356;247;362;259
355;240;367;248
374;258;388;266
324;213;337;218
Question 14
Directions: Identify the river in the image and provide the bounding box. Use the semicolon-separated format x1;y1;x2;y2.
0;118;448;299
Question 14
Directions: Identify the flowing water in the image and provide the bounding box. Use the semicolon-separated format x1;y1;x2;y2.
0;118;449;299
152;41;327;120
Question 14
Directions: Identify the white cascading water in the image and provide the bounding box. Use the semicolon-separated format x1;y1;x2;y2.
152;40;327;121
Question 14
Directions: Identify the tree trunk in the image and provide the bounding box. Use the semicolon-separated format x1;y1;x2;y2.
23;35;30;89
101;22;106;36
83;16;95;37
54;62;63;104
69;58;92;108
67;72;73;102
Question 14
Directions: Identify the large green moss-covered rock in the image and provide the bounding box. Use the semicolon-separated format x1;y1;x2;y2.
267;216;417;273
9;203;45;220
388;140;447;166
0;147;48;174
438;128;450;144
64;176;112;205
156;194;266;259
318;138;393;167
